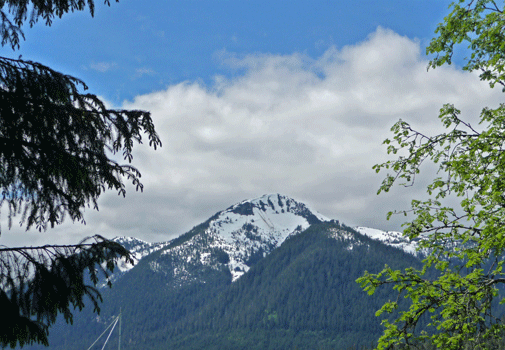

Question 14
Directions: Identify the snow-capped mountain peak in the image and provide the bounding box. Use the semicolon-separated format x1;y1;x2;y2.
224;194;330;224
109;196;424;288
156;194;330;282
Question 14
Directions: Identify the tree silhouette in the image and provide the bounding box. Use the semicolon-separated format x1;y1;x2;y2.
0;0;161;347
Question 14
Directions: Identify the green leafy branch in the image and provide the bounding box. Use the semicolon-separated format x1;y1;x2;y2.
360;2;505;348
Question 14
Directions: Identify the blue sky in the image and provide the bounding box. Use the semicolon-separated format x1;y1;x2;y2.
3;1;501;246
11;1;450;103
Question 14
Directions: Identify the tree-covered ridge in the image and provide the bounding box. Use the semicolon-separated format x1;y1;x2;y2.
24;222;426;350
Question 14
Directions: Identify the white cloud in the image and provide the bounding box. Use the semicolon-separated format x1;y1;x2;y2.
89;61;117;73
2;27;502;247
135;67;156;77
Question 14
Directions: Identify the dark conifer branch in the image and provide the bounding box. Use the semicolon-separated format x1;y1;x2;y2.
0;56;161;232
0;235;133;347
0;0;161;347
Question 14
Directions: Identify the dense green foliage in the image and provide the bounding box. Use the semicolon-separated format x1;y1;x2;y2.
0;0;160;347
26;223;425;350
358;1;505;348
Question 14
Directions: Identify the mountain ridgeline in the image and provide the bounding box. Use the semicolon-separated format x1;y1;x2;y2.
25;194;423;350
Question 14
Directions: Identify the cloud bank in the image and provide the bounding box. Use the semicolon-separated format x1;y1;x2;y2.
3;27;502;246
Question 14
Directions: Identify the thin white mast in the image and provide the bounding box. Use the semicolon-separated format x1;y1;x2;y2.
118;308;121;350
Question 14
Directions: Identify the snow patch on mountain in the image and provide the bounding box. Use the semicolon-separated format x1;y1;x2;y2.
325;227;365;251
208;194;329;280
158;194;330;283
112;236;171;272
110;195;430;291
157;232;232;287
354;227;419;255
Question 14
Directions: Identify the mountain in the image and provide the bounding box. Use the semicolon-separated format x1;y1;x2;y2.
354;226;420;256
24;194;423;350
102;194;332;286
146;193;331;282
160;221;422;350
101;237;171;285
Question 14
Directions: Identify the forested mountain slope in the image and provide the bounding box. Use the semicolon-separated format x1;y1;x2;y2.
23;195;423;350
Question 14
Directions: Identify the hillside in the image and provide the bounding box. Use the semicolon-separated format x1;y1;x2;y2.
23;194;423;350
